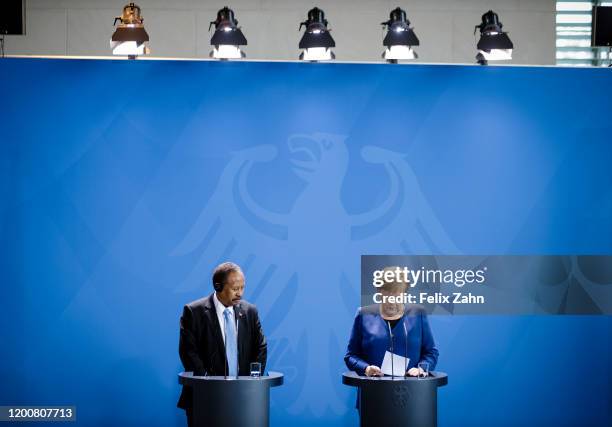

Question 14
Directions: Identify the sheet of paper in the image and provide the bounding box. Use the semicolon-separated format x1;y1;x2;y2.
381;351;409;376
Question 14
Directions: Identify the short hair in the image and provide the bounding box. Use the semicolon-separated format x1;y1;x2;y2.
212;262;243;289
380;266;408;294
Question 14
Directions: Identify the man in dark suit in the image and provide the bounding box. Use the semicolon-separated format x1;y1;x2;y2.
177;262;267;425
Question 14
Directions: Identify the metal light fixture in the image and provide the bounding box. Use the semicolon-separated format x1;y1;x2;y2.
110;3;150;58
209;7;247;59
474;10;513;65
382;7;419;62
299;7;335;61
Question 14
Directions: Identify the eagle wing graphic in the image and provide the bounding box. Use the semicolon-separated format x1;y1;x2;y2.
350;146;459;255
171;145;298;317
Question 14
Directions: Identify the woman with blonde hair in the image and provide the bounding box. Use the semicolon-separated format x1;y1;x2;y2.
344;267;439;378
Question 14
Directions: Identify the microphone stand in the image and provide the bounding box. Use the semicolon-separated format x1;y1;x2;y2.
403;321;408;376
387;321;395;380
235;309;240;378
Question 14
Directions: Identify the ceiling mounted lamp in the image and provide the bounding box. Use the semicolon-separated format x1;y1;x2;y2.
474;10;513;65
299;7;335;61
209;7;247;59
382;7;419;63
111;3;150;59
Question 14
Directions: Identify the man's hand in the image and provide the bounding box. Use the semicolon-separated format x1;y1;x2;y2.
406;367;427;377
365;365;383;377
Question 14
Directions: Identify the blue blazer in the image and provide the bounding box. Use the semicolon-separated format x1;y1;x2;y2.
344;304;439;375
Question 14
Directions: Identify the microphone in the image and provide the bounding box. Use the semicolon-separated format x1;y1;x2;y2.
387;320;394;379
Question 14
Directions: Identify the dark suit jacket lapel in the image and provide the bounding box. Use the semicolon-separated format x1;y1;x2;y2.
204;294;226;362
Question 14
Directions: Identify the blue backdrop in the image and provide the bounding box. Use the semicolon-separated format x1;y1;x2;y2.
0;58;611;426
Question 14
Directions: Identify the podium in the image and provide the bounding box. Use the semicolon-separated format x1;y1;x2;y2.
178;371;283;427
342;371;448;427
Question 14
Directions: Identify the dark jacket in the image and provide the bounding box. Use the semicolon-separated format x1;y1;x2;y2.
177;293;267;409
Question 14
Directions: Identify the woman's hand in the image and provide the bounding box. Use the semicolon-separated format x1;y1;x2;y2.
365;365;383;377
406;367;427;377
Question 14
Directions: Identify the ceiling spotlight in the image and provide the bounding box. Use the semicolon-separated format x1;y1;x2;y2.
209;7;247;59
299;7;335;61
382;7;419;62
111;3;150;59
474;10;513;65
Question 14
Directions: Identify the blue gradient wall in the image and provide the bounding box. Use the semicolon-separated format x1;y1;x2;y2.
0;58;610;426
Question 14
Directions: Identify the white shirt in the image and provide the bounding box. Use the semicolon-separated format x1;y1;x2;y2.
213;292;235;344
